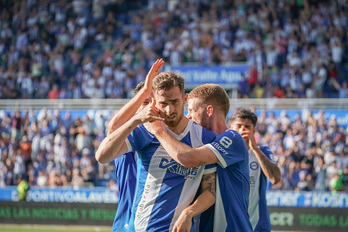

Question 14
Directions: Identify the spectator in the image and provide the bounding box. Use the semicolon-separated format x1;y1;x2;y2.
17;175;29;201
48;84;60;99
10;111;22;142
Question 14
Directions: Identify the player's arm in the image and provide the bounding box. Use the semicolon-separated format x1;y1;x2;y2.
96;100;163;164
250;146;281;184
173;172;216;232
96;116;139;163
107;59;164;134
146;122;218;168
240;127;281;184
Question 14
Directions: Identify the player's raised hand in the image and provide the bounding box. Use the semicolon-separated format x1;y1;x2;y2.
239;128;257;149
144;58;165;93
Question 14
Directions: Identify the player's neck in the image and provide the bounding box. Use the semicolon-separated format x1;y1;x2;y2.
166;115;189;135
211;115;228;135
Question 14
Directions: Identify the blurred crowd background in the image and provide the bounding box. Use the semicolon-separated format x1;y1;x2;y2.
0;0;347;193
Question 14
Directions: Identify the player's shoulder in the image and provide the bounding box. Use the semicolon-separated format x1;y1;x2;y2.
221;129;244;141
114;151;136;165
213;129;247;150
191;120;216;137
133;124;155;138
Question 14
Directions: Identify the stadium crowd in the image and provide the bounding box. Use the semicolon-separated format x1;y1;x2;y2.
1;107;347;192
0;0;347;99
0;0;348;192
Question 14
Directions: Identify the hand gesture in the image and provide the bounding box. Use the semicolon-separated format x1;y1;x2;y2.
144;116;163;135
144;58;165;93
133;99;164;125
239;128;257;149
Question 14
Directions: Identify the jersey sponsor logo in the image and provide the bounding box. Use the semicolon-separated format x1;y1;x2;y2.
211;141;229;155
220;136;233;148
159;158;199;179
250;161;259;170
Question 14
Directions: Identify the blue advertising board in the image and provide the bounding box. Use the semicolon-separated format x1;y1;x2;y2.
0;187;117;203
266;191;348;208
1;188;347;208
163;64;250;88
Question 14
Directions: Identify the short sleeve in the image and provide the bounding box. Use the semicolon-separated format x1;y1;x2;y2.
203;163;217;175
206;130;248;168
259;146;276;164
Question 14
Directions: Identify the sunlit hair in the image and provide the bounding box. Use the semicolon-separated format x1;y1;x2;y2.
152;71;185;95
133;81;145;96
188;84;230;116
230;108;258;126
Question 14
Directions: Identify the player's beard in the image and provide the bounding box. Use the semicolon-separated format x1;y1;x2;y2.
196;113;210;131
164;110;183;128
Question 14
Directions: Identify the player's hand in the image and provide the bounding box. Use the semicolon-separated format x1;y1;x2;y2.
144;118;163;135
173;209;192;232
239;129;257;149
144;58;165;93
133;99;164;124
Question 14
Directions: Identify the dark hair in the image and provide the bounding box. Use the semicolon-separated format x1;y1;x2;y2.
152;71;185;95
230;108;258;126
188;84;230;116
133;81;145;96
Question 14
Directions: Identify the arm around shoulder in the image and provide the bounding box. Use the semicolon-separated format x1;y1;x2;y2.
152;127;218;168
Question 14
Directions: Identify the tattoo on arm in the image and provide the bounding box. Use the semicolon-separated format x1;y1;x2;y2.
260;156;277;177
202;173;216;198
258;151;280;183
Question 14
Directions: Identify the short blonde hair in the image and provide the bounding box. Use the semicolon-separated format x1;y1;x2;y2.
189;84;230;116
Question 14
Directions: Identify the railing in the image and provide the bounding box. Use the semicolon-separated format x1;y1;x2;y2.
0;98;347;110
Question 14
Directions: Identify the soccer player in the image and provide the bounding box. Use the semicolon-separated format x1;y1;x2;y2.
229;109;281;232
95;61;217;231
108;81;151;232
145;84;252;232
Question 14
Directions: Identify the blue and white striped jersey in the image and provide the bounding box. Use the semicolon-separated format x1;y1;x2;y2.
249;146;276;232
205;129;253;232
112;152;137;232
125;120;217;232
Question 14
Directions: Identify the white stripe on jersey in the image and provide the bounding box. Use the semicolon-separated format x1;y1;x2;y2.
189;122;203;148
214;175;227;232
248;148;261;230
125;138;132;152
134;145;168;231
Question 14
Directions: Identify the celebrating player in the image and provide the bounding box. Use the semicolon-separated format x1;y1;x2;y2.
145;84;252;232
96;59;217;231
